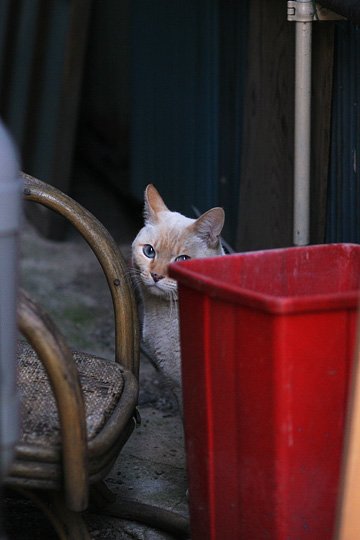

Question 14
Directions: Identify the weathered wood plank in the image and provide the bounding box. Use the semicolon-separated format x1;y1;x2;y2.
237;0;295;251
310;23;335;243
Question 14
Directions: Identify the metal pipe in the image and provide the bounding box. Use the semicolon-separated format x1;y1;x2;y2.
0;121;22;480
293;1;313;245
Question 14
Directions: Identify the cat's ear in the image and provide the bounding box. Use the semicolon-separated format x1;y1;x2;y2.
144;184;169;223
192;207;225;248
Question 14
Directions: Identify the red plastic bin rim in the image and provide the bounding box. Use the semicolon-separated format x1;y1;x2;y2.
168;243;360;315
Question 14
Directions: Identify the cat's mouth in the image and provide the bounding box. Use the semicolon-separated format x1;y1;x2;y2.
143;275;178;298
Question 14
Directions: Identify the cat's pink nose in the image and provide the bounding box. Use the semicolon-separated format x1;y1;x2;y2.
151;272;164;283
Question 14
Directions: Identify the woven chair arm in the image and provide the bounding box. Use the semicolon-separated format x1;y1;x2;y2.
18;289;88;512
22;172;140;379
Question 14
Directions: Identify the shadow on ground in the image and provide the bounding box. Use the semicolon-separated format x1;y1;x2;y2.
3;219;188;539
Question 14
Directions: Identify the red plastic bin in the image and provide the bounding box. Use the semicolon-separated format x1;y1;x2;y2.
169;243;360;540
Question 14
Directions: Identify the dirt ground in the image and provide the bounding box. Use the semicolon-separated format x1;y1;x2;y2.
2;215;188;539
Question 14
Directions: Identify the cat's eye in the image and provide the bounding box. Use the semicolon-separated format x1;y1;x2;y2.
175;254;191;262
143;244;156;258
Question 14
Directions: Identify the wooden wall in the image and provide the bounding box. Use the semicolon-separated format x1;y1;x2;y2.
236;0;334;251
75;0;130;196
311;22;335;244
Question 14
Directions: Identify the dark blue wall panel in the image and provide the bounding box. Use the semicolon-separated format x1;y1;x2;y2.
131;0;219;216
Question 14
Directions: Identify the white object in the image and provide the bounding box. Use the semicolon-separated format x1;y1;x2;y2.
293;11;312;245
289;0;314;245
0;120;22;479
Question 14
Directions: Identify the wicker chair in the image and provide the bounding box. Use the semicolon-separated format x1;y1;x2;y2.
4;174;140;539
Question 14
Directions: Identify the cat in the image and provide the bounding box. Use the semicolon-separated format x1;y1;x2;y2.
132;184;225;411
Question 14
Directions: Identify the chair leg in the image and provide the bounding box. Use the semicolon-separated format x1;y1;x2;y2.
16;488;91;540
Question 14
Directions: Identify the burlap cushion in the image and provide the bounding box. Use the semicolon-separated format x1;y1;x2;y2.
17;342;125;447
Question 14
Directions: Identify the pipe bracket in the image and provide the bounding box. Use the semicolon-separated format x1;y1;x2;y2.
288;1;346;21
288;1;315;22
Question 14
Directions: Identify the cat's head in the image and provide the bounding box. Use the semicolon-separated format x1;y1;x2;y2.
132;184;225;298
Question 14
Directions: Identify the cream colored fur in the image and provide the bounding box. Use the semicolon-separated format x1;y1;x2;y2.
132;184;225;409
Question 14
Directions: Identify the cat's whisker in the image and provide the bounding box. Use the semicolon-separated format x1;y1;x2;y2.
124;267;144;293
168;293;174;318
167;288;178;319
125;267;141;278
168;290;173;318
131;280;142;293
